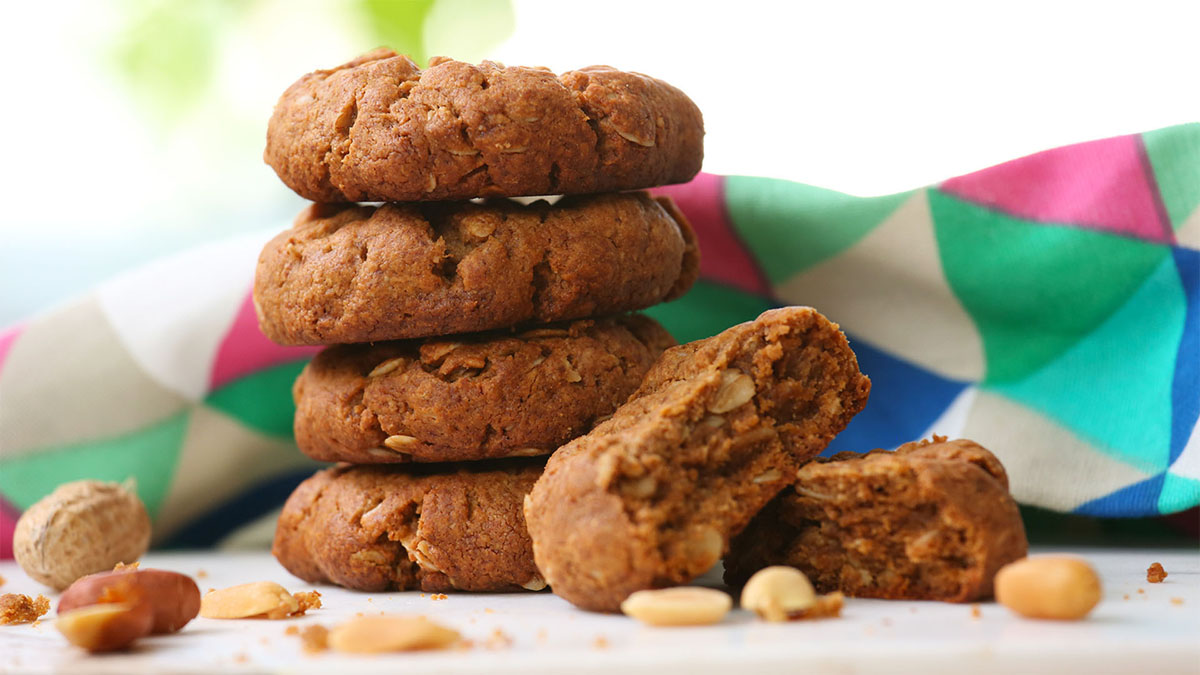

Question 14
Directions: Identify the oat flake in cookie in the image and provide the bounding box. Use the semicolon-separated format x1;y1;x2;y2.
254;192;698;345
723;437;1028;602
524;307;871;612
264;49;704;202
293;315;676;464
273;461;545;593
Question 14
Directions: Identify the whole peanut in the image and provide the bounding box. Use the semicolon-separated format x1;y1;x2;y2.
995;556;1101;620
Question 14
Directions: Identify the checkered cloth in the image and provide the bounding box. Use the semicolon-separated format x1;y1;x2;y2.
1;124;1197;555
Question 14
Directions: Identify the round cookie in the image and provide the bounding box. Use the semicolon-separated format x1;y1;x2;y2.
254;191;698;345
723;437;1028;602
264;49;704;202
273;460;544;593
293;314;676;464
524;307;872;612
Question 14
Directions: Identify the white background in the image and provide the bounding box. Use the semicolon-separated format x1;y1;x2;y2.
0;0;1196;324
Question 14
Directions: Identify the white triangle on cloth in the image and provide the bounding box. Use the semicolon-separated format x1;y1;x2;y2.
774;191;985;382
96;229;278;402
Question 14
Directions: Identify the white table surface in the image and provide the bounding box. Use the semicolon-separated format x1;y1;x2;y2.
2;547;1197;674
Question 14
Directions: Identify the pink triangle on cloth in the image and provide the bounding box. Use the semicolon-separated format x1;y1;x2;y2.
652;173;772;295
940;134;1174;243
0;495;19;559
208;290;319;391
0;325;23;381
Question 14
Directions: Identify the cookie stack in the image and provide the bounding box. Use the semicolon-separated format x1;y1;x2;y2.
255;50;704;593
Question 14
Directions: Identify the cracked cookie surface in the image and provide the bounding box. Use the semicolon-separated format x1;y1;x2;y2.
264;50;704;202
293;315;675;463
524;307;871;612
273;460;544;593
254;192;698;345
723;437;1028;602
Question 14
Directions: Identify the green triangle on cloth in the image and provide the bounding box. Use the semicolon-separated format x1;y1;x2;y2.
0;409;191;517
929;189;1169;384
989;254;1185;474
204;360;308;440
1142;124;1200;232
644;279;776;344
724;175;911;285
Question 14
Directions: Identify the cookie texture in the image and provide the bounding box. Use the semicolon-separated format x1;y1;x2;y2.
254;192;698;345
264;49;704;202
294;315;676;464
723;437;1028;602
273;461;544;593
524;307;871;612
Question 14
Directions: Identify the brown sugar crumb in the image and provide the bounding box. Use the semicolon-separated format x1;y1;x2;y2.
285;625;300;636
1147;562;1167;583
431;593;448;601
794;592;844;621
293;591;322;615
970;605;982;619
300;624;329;653
485;628;513;650
0;594;50;625
593;635;609;649
1170;597;1184;606
113;561;140;571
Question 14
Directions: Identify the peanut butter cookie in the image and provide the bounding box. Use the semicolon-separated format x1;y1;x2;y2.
294;315;675;463
273;460;544;593
254;192;698;345
264;50;703;202
723;437;1028;602
524;307;871;611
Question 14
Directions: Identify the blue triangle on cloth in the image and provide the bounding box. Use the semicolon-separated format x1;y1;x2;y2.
822;332;969;456
1074;472;1167;517
1170;247;1199;465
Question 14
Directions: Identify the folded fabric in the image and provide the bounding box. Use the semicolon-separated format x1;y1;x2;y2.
1;124;1196;556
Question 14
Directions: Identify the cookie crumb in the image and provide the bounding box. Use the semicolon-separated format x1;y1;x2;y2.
196;569;208;579
234;653;249;664
1170;597;1184;606
909;607;917;614
300;624;329;653
536;628;548;643
1147;562;1167;583
456;639;476;651
881;617;893;626
1123;594;1130;600
1137;588;1145;594
113;561;140;571
485;628;513;650
0;594;50;625
293;590;322;615
285;625;300;636
593;635;609;649
431;593;448;601
970;604;982;619
484;608;495;614
0;574;6;587
793;592;844;621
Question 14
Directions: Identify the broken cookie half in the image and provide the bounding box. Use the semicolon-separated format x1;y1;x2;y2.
524;306;871;612
724;437;1028;602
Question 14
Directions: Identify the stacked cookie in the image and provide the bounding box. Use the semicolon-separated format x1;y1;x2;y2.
255;50;703;593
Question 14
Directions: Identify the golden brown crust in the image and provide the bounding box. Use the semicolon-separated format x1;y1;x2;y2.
293;315;676;463
254;192;699;345
272;461;544;593
524;307;871;612
723;438;1028;602
264;50;704;202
